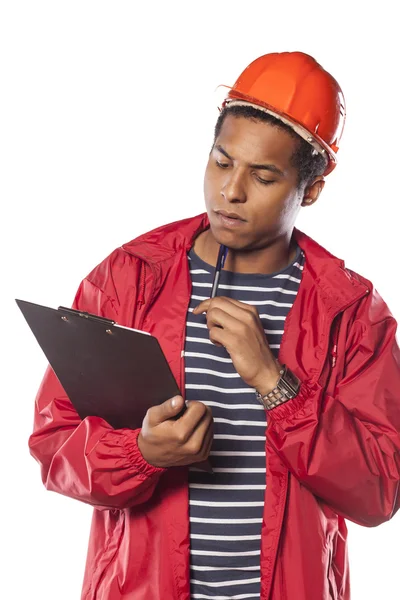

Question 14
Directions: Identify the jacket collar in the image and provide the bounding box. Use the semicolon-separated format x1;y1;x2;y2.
123;212;368;315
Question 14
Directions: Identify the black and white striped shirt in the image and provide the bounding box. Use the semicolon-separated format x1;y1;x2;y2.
184;244;305;600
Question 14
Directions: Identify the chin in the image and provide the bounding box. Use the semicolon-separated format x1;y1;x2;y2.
208;224;251;251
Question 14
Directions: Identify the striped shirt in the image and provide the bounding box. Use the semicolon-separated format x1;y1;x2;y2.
185;244;305;600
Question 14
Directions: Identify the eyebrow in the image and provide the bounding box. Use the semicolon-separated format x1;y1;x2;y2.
215;144;285;177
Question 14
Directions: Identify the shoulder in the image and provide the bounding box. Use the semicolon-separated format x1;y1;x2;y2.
121;212;208;256
296;228;395;327
80;212;208;297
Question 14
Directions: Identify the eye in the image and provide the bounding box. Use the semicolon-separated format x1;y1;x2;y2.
256;177;275;185
216;160;230;168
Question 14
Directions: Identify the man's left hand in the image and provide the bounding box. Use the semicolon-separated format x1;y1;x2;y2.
192;297;281;394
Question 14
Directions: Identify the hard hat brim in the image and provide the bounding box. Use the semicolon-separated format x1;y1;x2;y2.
217;85;337;176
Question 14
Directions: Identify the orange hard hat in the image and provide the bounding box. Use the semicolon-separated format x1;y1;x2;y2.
220;52;346;175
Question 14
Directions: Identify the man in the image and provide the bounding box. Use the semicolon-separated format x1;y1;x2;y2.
29;52;400;599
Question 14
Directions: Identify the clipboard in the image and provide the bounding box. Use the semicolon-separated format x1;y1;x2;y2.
16;299;181;430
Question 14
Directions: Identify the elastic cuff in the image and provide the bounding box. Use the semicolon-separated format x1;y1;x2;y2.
122;429;167;478
266;380;322;422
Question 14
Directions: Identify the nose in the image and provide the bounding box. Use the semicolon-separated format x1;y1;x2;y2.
220;168;247;203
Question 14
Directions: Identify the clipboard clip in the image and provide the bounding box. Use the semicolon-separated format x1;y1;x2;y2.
58;306;116;326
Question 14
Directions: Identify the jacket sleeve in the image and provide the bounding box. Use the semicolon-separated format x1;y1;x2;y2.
28;268;167;510
266;288;400;527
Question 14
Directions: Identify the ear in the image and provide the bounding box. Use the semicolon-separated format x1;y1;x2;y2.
301;177;325;207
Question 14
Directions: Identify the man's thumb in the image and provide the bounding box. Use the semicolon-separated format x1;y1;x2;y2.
156;395;185;422
169;395;185;412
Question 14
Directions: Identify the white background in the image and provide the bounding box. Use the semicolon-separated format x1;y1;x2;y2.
1;1;399;598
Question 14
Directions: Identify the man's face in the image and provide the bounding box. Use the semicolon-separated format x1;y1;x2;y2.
204;114;304;251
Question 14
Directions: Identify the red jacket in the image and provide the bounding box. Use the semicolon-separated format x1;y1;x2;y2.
29;213;400;600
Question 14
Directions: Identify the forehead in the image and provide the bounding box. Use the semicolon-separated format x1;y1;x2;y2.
215;114;298;168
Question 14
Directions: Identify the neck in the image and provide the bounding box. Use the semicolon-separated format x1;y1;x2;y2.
193;227;298;275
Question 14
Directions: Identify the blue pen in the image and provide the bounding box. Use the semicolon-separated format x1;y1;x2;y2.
210;244;228;298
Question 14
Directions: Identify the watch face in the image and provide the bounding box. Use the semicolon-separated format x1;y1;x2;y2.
278;367;300;399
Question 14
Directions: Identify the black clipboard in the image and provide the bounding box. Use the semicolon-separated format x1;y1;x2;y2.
16;299;181;430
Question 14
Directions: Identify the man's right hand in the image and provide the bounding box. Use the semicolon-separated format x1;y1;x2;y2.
137;396;214;468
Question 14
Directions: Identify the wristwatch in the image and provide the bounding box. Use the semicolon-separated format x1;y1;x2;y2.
255;364;301;410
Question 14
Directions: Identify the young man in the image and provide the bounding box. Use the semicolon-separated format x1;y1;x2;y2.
29;52;400;600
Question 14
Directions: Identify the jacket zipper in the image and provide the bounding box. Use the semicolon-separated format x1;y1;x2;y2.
137;262;147;311
331;344;338;368
319;287;370;385
180;263;194;397
123;249;158;330
126;246;190;397
329;315;340;369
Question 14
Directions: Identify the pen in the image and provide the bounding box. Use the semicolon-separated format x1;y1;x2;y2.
210;244;228;298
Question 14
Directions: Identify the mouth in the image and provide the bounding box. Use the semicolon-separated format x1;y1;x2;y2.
214;209;247;229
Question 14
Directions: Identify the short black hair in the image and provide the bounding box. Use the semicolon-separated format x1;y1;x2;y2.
213;104;328;190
